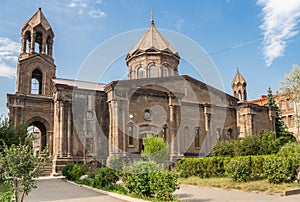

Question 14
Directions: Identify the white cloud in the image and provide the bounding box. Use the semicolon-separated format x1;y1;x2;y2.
175;19;184;31
257;0;300;66
67;0;107;19
0;37;20;78
95;0;103;4
0;63;16;78
89;9;106;19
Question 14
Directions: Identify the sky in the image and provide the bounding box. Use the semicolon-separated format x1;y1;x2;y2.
1;0;300;117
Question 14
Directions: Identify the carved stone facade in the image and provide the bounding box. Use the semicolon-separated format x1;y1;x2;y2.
7;9;276;174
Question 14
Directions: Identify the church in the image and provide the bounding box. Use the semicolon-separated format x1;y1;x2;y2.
7;8;276;174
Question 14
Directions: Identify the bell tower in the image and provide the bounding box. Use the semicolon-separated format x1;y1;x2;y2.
232;68;247;102
16;7;56;96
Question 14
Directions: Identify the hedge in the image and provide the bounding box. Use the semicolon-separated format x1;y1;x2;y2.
176;155;300;184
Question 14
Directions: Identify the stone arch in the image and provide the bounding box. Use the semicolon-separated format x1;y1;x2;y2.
22;30;31;53
137;66;145;79
27;116;50;152
148;63;157;78
31;68;43;95
138;124;159;152
161;64;170;77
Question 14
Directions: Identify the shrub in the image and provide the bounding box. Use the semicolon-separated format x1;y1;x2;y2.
91;167;118;190
211;140;237;157
0;189;13;202
211;131;280;157
175;157;230;178
62;163;75;180
122;161;159;197
225;159;251;182
141;135;169;163
263;156;300;184
278;142;300;156
149;169;178;201
62;163;83;181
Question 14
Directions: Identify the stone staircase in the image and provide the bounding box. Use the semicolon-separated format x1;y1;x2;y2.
39;162;53;176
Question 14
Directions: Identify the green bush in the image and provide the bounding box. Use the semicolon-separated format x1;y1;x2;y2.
175;157;230;178
141;135;169;163
122;161;159;197
263;156;300;184
149;169;178;201
278;142;300;156
0;190;12;202
211;131;280;157
211;140;237;157
225;159;251;182
91;167;118;190
62;163;75;180
62;163;83;181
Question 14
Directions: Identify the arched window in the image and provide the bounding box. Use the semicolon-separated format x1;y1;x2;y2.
31;69;42;95
161;66;169;77
137;67;145;79
162;125;167;142
128;125;134;145
243;90;247;100
194;127;200;147
238;90;242;100
227;129;233;139
184;126;189;149
35;32;43;53
149;65;157;78
216;128;221;140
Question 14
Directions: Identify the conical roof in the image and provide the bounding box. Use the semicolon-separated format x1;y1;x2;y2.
127;20;179;61
22;7;52;32
232;69;246;86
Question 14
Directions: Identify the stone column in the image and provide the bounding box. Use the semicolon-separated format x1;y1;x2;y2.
169;104;177;160
48;40;53;57
30;31;36;53
108;102;113;156
47;131;53;156
53;101;60;157
59;102;65;157
41;35;47;54
67;104;72;157
21;35;26;53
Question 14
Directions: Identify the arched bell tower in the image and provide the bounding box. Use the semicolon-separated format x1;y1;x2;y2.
232;68;247;102
16;7;56;96
7;8;56;158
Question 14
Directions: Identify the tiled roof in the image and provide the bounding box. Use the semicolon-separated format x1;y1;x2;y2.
232;69;246;86
22;8;52;31
127;21;179;60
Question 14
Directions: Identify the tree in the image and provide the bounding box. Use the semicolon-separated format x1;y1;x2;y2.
0;140;47;202
0;118;27;152
266;86;276;107
265;87;295;145
281;64;300;141
141;135;169;163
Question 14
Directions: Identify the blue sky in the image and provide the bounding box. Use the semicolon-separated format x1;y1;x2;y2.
1;0;300;117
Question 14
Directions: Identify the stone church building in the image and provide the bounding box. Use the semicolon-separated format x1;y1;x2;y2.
7;8;276;174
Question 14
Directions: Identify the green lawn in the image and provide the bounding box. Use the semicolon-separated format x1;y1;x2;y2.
178;176;300;195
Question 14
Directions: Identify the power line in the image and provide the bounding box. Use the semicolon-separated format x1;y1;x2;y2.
181;37;264;63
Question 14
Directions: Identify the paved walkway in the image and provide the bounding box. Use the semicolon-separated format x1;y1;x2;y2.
174;184;300;202
25;178;126;202
25;177;300;202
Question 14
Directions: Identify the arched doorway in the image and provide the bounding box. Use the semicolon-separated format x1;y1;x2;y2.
138;125;158;153
27;120;48;156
